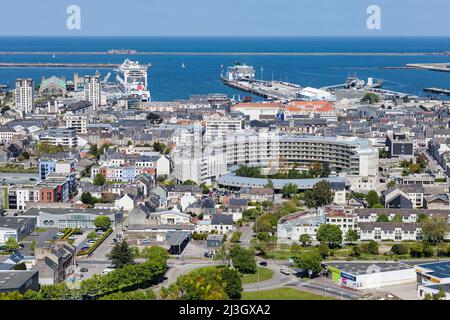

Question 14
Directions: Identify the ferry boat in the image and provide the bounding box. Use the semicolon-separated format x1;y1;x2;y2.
222;62;255;81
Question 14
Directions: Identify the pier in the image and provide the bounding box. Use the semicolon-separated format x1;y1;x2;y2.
222;78;302;101
0;62;127;69
405;63;450;73
424;87;450;96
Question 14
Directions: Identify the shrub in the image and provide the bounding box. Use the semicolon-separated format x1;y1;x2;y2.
391;243;409;255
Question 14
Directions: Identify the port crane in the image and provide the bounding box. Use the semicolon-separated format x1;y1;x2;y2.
102;72;111;84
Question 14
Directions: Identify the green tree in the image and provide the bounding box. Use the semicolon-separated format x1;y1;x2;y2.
387;180;396;188
254;214;278;233
318;242;330;258
182;180;197;185
376;214;390;223
229;246;256;274
299;234;312;246
417;214;429;224
94;216;112;230
14;262;27;270
231;231;242;244
316;224;342;248
93;173;106;186
433;288;447;300
420;216;450;244
308;162;323;178
221;267;243;300
153;142;166;153
345;229;359;243
235;165;262;178
141;246;170;264
89;144;99;158
391;243;409;255
161;267;231;300
409;242;424;258
290;242;302;255
379;148;388;159
423;242;436;257
351;245;361;257
4;237;20;252
81;191;96;207
87;231;98;240
293;250;322;276
366;190;380;208
367;240;379;255
264;179;274;189
392;214;403;223
107;241;134;268
30;240;37;253
100;289;156;300
424;293;433;300
304;181;334;209
361;92;380;104
373;203;384;208
282;183;298;198
201;184;210;194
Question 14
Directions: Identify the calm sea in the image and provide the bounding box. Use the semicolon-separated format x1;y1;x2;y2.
0;37;449;100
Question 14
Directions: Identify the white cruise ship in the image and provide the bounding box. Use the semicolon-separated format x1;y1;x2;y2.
116;59;151;102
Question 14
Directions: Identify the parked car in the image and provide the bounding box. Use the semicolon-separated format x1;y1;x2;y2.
280;267;291;275
30;232;38;236
80;268;88;272
57;232;65;236
259;261;268;267
68;236;77;240
102;268;114;275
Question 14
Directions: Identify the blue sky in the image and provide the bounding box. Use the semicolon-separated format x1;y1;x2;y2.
0;0;449;36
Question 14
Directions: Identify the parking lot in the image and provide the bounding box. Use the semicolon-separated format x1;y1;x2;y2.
181;240;211;259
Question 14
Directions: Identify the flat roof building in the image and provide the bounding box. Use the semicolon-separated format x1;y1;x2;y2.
324;261;416;290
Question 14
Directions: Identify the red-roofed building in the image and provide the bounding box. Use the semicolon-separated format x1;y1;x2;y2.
284;101;337;120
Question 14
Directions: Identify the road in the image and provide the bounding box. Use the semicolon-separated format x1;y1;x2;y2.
239;224;254;249
243;259;298;292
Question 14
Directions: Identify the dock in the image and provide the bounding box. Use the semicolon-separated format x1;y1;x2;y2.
405;63;450;73
222;77;302;101
0;62;125;69
424;87;450;96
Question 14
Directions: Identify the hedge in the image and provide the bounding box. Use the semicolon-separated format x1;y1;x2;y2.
77;228;113;256
80;260;167;297
61;228;76;240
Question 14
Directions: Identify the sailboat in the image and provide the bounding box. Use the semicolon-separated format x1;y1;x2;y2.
181;62;186;69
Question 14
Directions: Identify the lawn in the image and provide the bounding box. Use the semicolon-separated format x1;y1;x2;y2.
241;267;274;284
241;288;335;300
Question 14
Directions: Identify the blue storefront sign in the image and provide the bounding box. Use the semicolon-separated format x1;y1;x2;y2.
340;272;357;282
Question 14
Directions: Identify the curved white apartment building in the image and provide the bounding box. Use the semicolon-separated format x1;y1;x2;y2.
174;131;379;184
204;132;378;177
